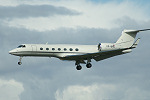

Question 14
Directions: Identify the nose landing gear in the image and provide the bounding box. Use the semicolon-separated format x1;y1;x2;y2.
18;62;22;65
18;56;23;65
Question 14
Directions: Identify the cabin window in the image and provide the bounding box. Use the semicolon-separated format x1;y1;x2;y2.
58;48;61;51
75;48;79;51
40;47;43;50
64;48;67;51
46;48;49;50
52;48;55;51
69;48;73;51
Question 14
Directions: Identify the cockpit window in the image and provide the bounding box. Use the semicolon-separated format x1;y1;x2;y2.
17;45;26;48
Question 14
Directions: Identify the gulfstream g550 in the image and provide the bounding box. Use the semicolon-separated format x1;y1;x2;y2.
9;29;150;70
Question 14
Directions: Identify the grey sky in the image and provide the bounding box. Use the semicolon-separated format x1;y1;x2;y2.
0;4;80;19
0;0;150;100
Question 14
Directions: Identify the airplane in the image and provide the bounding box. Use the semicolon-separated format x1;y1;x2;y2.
9;29;150;70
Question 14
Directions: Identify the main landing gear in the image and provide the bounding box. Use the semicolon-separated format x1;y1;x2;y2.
18;56;23;65
75;60;92;70
86;63;92;68
75;61;82;70
76;65;82;70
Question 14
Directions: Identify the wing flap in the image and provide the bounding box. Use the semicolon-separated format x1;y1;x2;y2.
93;49;126;61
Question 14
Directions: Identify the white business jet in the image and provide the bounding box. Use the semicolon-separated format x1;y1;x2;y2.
9;29;150;70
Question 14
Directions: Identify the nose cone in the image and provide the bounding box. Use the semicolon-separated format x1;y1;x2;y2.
9;49;17;55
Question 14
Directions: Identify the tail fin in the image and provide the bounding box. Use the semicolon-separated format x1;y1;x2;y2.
116;29;150;48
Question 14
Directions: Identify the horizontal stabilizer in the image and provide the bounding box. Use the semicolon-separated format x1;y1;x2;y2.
124;29;150;33
135;29;150;32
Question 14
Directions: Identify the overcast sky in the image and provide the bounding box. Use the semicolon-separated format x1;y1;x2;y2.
0;0;150;100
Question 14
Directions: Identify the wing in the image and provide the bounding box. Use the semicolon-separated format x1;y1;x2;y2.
59;48;129;62
93;49;127;61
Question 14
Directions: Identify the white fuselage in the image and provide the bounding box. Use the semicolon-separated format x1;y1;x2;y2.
9;43;119;60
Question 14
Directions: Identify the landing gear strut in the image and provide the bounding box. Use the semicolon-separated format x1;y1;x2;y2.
18;56;23;65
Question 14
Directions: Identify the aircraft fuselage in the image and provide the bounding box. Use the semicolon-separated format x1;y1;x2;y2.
9;43;118;59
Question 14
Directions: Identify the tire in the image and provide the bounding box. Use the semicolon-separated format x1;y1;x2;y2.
86;63;92;68
18;62;22;65
76;65;82;70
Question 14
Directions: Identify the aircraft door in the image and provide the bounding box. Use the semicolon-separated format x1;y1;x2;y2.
31;45;37;51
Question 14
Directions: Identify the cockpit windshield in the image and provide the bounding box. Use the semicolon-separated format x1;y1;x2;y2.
17;45;26;48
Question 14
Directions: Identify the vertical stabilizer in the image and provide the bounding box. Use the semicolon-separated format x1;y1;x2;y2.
116;29;150;48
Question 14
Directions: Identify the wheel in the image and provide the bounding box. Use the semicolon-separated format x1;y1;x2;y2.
18;62;22;65
86;63;92;68
76;65;82;70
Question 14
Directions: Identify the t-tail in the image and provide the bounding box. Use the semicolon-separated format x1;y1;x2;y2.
115;29;150;49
